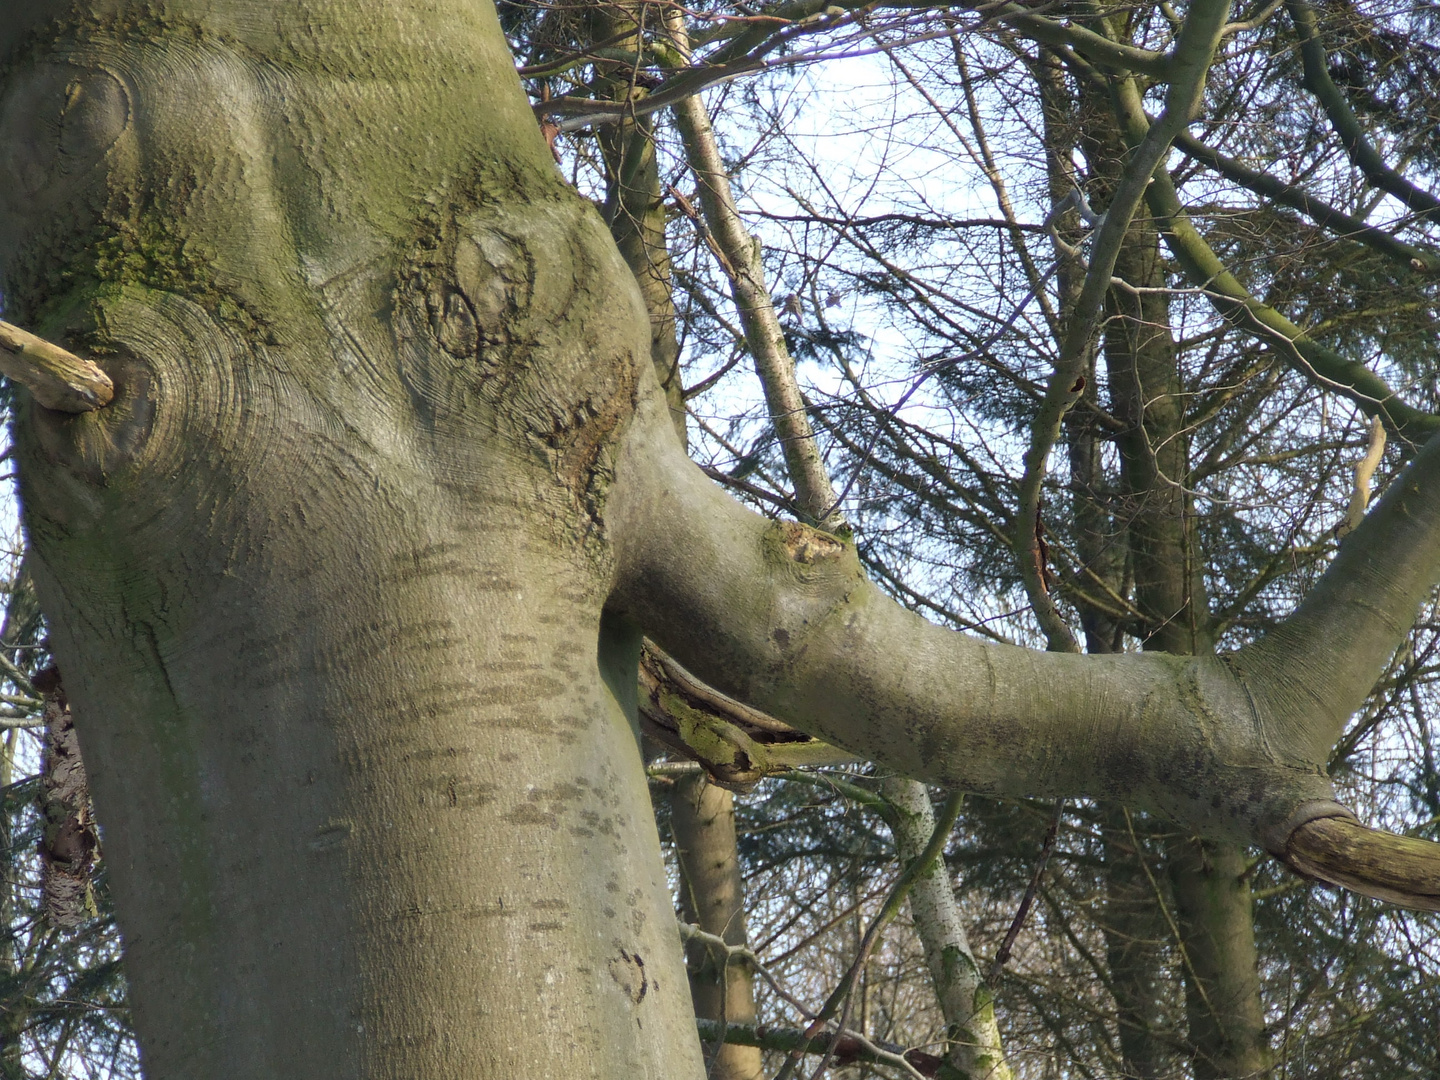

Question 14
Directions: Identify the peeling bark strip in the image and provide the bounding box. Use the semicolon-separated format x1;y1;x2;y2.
639;643;854;787
31;667;97;928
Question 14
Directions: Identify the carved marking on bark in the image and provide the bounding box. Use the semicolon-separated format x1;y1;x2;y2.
609;948;648;1004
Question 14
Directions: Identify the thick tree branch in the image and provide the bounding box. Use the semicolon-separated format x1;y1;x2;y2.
1285;816;1440;910
1237;424;1440;766
610;370;1440;909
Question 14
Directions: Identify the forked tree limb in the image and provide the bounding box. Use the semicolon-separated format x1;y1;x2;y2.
611;348;1440;915
0;321;113;413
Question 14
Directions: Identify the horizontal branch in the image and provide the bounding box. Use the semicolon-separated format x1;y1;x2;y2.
611;356;1440;908
1174;129;1440;273
0;322;113;413
639;642;859;787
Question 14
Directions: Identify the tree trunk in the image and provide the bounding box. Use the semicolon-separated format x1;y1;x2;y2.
2;3;704;1076
3;2;1436;1076
1083;82;1271;1077
0;583;25;1079
672;775;765;1080
1167;840;1268;1079
881;778;1010;1080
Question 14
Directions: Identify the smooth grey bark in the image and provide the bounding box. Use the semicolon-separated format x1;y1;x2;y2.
2;1;1440;1076
2;3;705;1077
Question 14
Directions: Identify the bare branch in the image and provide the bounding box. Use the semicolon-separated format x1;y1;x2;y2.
1284;814;1440;911
0;321;113;413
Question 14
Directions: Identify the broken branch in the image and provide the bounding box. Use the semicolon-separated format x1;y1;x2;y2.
0;321;113;413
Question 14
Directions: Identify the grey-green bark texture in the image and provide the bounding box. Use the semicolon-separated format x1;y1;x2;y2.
2;1;1440;1077
881;778;1010;1080
1;3;703;1076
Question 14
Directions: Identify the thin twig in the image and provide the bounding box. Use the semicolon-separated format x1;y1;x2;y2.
987;797;1064;983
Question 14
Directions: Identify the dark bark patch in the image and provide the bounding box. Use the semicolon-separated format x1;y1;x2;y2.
608;949;647;1005
0;64;129;202
33;667;100;928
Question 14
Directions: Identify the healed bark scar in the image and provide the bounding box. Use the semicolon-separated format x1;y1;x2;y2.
541;384;634;504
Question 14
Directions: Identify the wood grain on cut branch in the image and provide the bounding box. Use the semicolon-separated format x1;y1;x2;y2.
1284;815;1440;911
0;321;113;413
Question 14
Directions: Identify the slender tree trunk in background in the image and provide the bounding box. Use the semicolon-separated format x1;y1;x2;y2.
590;5;687;437
1167;840;1267;1079
671;75;1012;1071
673;775;765;1080
669;89;842;530
0;726;20;1080
1040;55;1176;1078
881;779;1011;1080
1082;80;1271;1078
